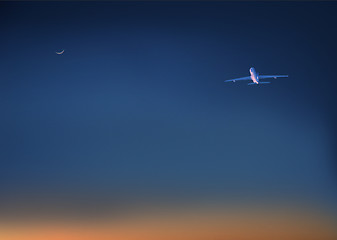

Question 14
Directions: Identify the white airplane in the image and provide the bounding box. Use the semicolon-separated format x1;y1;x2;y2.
224;67;288;85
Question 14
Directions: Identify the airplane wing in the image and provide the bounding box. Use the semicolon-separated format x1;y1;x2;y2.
259;75;288;79
224;76;251;82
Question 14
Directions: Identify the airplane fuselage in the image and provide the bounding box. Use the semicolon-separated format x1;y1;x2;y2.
249;67;259;84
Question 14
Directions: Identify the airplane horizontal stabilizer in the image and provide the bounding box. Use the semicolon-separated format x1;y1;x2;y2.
258;82;271;84
247;82;270;85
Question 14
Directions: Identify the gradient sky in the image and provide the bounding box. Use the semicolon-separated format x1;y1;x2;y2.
1;1;337;210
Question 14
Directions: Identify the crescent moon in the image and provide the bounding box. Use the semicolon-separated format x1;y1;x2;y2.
56;50;64;55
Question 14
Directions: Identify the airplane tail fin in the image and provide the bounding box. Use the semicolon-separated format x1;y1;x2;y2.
248;82;270;85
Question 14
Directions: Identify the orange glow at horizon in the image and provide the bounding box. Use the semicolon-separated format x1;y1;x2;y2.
1;205;336;240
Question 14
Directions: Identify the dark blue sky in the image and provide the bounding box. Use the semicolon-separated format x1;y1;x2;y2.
1;2;337;208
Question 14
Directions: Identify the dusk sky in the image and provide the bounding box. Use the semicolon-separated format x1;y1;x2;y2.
1;1;337;213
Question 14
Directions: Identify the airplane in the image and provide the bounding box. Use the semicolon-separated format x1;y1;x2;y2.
224;67;288;85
